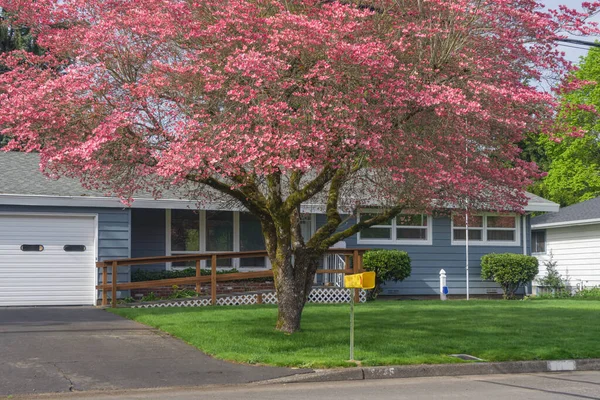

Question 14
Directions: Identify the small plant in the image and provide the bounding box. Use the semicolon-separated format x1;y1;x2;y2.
527;290;572;300
362;249;411;300
140;292;160;302
536;252;567;292
481;253;538;300
168;285;198;299
573;287;600;300
118;296;135;304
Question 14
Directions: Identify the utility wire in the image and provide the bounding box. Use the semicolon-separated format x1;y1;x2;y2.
555;38;600;48
558;44;595;51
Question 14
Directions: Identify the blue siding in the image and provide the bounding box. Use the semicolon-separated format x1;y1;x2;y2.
131;208;166;272
316;214;528;296
0;205;131;292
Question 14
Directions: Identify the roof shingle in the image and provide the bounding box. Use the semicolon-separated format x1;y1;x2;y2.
532;196;600;227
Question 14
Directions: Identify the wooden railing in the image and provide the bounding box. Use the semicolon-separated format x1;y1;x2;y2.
96;249;368;308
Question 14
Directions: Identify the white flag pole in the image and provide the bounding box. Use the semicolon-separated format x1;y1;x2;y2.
465;207;469;301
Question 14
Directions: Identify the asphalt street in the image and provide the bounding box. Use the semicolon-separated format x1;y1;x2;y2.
11;371;600;400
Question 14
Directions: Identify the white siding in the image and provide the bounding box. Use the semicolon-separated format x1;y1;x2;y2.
0;214;96;306
534;223;600;290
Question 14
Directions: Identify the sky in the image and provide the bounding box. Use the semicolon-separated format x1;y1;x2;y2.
542;0;600;65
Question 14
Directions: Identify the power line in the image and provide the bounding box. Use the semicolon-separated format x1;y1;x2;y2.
558;43;595;51
555;38;600;48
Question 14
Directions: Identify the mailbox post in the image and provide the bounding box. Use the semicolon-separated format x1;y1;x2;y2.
344;272;375;361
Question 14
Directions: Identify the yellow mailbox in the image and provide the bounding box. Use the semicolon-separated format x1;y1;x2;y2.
344;272;376;289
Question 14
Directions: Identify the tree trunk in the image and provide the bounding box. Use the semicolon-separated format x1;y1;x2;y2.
272;248;321;334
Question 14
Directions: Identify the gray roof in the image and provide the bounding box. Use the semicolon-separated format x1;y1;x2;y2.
0;151;559;212
532;196;600;227
0;152;105;197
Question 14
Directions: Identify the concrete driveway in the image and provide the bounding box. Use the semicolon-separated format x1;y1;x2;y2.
0;307;307;396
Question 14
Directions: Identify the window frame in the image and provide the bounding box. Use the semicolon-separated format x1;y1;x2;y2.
166;209;272;270
531;230;547;254
356;209;432;245
451;213;520;246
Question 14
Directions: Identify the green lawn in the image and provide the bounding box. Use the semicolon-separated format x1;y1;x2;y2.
110;300;600;368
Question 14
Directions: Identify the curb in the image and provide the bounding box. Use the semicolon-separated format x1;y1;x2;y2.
257;358;600;384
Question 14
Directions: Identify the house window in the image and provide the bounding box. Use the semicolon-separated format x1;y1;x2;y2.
170;209;200;268
239;212;266;268
357;211;431;244
206;211;234;267
487;216;517;242
396;214;428;240
171;210;200;252
21;244;44;252
452;214;519;245
531;230;546;254
64;245;86;252
452;215;484;241
359;213;393;240
166;210;268;269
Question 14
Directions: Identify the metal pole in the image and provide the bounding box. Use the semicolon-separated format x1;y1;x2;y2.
349;288;355;361
466;211;470;301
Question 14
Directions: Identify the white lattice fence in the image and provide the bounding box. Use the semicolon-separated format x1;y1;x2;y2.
131;287;365;308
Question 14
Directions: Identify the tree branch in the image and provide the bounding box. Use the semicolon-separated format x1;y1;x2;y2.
322;205;404;248
283;165;337;214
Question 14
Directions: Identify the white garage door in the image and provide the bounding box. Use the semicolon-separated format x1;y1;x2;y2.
0;214;96;306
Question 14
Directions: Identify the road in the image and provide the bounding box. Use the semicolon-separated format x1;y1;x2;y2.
14;371;600;400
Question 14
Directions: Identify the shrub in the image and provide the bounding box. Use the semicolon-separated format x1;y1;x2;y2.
131;267;272;283
132;267;239;282
573;287;600;300
481;253;538;299
526;289;572;300
362;249;411;300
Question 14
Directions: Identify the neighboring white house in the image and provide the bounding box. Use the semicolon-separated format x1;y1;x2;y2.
531;196;600;293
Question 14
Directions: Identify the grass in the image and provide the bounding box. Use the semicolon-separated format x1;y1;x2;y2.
109;300;600;368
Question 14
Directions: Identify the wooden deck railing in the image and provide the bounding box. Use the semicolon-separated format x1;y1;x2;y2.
96;249;368;308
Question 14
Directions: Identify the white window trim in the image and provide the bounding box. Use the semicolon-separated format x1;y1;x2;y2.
451;213;521;246
356;209;433;245
531;229;547;255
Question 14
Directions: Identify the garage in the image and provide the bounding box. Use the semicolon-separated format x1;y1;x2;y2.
0;214;97;306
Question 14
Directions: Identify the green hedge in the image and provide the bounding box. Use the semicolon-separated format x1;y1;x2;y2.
481;253;538;299
362;249;411;300
131;267;273;283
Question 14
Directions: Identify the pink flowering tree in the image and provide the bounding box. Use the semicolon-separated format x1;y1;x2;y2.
1;0;599;332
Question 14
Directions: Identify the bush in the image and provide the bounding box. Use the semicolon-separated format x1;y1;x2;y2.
362;249;411;300
526;290;572;300
527;287;600;300
132;267;239;282
573;287;600;300
481;253;538;299
131;267;272;283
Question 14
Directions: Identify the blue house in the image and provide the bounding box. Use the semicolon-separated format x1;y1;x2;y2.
0;152;558;306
